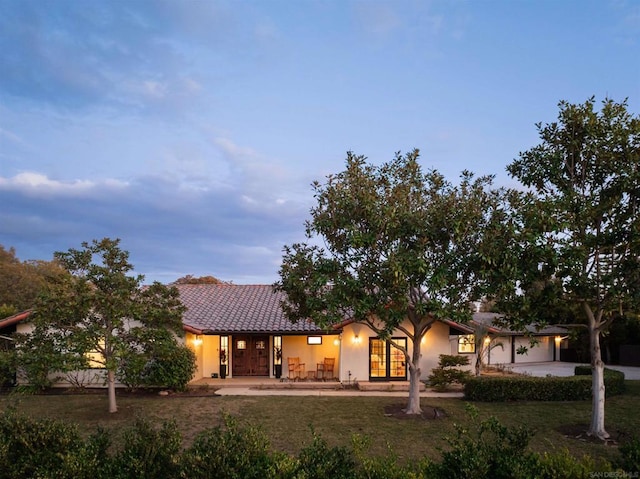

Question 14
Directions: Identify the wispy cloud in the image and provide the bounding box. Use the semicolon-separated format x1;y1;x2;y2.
0;172;128;197
0;169;309;283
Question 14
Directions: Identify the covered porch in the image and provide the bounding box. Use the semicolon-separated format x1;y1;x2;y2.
186;331;342;382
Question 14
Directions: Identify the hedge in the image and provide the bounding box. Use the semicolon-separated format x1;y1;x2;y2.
464;368;625;402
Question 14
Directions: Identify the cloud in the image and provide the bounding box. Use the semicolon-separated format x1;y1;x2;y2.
0;169;311;285
0;172;128;197
0;2;226;113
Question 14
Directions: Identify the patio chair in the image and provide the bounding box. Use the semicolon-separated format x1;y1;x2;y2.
317;357;335;381
287;357;305;380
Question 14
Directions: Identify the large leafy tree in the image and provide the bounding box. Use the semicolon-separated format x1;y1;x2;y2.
26;238;187;413
498;98;640;439
276;150;506;414
0;245;67;315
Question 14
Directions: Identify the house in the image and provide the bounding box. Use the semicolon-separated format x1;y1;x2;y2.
0;285;567;386
175;284;567;383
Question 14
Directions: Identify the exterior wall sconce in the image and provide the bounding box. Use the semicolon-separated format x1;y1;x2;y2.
193;335;203;346
333;337;341;346
554;336;562;344
483;336;491;345
353;334;361;344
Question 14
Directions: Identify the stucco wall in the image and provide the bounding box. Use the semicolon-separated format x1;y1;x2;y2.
486;335;556;365
338;320;458;383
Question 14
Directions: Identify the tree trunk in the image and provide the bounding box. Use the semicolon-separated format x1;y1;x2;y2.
586;306;609;440
405;335;422;415
107;369;118;414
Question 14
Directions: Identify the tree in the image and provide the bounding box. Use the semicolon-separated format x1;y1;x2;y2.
275;150;506;414
27;238;187;413
498;98;640;439
171;275;229;285
0;245;67;314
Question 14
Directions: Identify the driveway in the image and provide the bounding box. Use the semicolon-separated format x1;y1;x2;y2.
508;361;640;380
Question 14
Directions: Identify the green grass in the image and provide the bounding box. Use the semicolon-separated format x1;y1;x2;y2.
1;381;639;464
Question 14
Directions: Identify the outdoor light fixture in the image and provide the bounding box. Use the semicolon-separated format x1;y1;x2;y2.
353;334;361;344
193;335;203;346
333;338;340;346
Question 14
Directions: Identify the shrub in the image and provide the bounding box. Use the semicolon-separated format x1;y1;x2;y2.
617;436;640;473
537;449;613;478
117;329;197;391
573;365;626;396
144;342;196;391
57;428;113;479
0;408;85;478
295;431;357;479
426;404;540;479
111;419;182;479
464;373;625;402
428;355;471;391
351;434;418;479
180;415;276;479
0;347;15;389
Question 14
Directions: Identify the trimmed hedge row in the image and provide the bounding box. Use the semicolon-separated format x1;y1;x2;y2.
464;368;625;402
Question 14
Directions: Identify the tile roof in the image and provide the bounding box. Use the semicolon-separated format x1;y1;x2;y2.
175;284;328;334
0;310;32;329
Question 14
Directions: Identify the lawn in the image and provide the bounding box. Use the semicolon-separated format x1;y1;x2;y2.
1;381;639;465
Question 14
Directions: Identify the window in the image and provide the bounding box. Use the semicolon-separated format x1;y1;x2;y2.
458;334;476;354
307;336;322;345
236;339;246;350
86;339;105;368
369;338;407;380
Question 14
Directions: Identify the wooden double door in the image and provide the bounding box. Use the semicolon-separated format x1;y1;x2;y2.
232;335;269;376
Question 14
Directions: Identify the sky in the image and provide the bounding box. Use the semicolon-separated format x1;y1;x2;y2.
1;0;638;285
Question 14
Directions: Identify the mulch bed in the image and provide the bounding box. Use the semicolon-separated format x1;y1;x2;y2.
556;423;627;446
383;403;447;420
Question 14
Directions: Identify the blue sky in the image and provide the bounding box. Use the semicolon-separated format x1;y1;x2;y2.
1;0;638;284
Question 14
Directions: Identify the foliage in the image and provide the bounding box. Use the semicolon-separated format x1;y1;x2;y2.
0;408;630;478
171;274;228;284
111;419;182;479
0;342;15;389
13;326;87;390
617;435;640;473
295;430;357;479
494;98;640;438
573;366;627;396
117;328;196;391
464;373;625;402
20;238;186;412
180;415;276;479
537;449;610;479
427;355;471;391
351;434;416;479
0;244;68;312
472;323;504;375
0;407;85;479
276;150;507;413
427;405;540;479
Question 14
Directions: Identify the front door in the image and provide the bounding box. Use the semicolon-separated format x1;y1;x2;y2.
232;335;269;376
